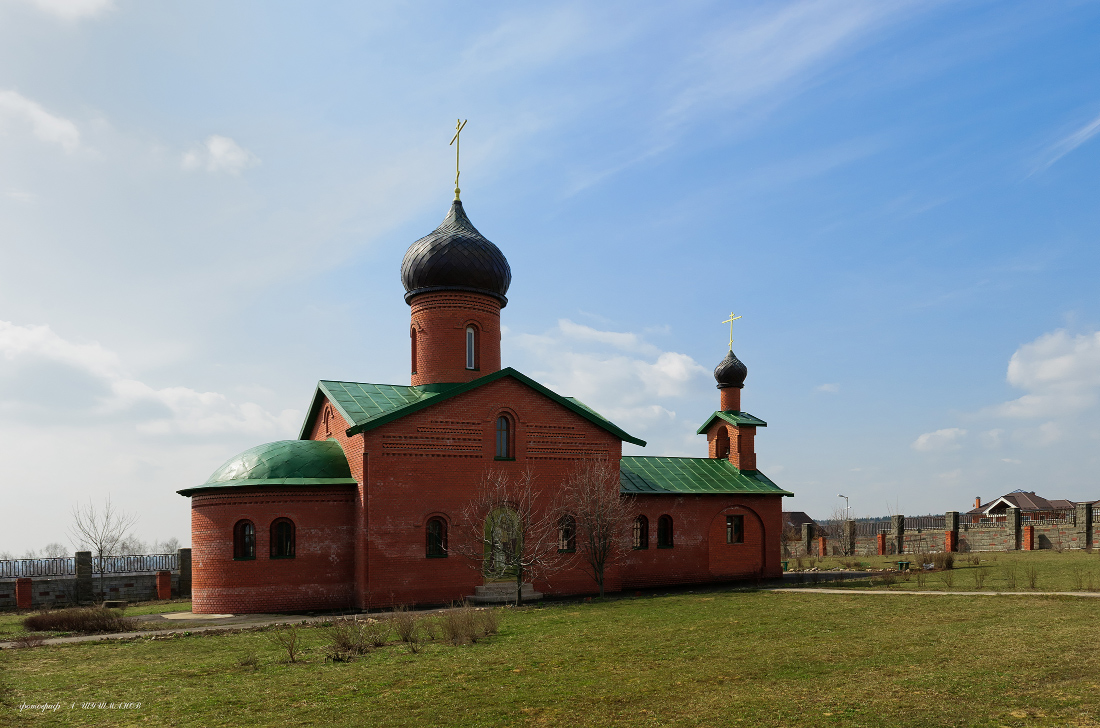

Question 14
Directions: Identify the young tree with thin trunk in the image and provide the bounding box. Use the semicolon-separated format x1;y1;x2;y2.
457;469;561;607
68;497;138;601
559;457;633;598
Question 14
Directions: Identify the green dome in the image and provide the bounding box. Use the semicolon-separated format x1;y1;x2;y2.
178;440;358;496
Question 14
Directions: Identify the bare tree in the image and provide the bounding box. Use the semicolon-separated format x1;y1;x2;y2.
456;469;562;607
558;457;633;598
42;543;68;558
68;497;138;601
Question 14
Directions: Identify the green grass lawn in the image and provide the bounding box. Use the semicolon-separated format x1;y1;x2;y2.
0;601;192;639
5;590;1100;727
791;549;1100;592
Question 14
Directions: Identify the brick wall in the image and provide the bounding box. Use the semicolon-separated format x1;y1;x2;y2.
409;291;501;386
0;572;179;610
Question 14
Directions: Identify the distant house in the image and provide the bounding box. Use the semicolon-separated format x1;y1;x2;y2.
782;511;817;536
966;491;1075;524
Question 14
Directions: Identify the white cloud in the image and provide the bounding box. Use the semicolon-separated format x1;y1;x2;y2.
816;383;839;393
995;330;1100;418
509;319;708;431
0;89;80;152
1036;109;1100;172
22;0;114;20
912;427;967;452
182;135;260;175
0;320;298;436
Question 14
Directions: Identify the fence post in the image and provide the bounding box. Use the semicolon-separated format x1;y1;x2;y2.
801;523;814;556
945;511;959;552
177;548;192;598
843;520;855;556
876;532;886;556
892;515;905;555
1075;503;1092;550
817;536;827;557
1008;507;1021;550
15;577;32;610
75;551;93;605
1022;525;1034;551
156;571;172;600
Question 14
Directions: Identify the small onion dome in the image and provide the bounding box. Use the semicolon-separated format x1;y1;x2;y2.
177;440;357;496
714;349;748;389
401;200;511;306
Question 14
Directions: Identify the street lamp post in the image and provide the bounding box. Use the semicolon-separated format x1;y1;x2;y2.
838;494;849;519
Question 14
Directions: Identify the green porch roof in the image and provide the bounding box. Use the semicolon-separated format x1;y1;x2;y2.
299;367;646;447
619;456;791;496
178;439;358;496
695;410;768;434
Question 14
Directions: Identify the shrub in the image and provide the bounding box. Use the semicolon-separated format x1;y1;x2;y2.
22;607;136;635
878;572;896;587
939;570;954;589
266;624;304;663
323;619;372;662
932;553;955;571
915;569;927;588
1025;564;1039;590
238;650;260;670
11;633;47;649
442;604;476;645
1071;565;1085;591
972;567;987;590
361;619;390;647
391;605;422;644
1003;564;1018;589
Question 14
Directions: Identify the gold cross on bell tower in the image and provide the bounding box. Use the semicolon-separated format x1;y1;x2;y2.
450;119;467;201
722;312;742;350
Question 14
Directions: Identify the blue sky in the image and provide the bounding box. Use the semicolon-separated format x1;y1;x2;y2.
1;0;1099;553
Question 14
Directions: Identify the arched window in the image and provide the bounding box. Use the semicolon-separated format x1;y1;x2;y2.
632;515;649;550
495;415;512;459
657;515;674;549
233;520;255;560
715;426;730;459
426;517;447;558
270;519;295;559
465;325;478;370
411;326;418;374
558;515;576;553
322;406;331;437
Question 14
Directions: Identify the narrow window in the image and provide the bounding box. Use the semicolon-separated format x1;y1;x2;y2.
726;515;744;544
495;415;512;459
411;327;418;374
632;515;649;550
233;520;255;560
657;515;674;549
270;519;295;559
426;518;447;557
558;515;576;552
466;326;477;370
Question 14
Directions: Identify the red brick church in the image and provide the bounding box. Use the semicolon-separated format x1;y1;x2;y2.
179;195;791;613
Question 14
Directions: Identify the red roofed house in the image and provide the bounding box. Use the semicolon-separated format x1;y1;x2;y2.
179;195;791;613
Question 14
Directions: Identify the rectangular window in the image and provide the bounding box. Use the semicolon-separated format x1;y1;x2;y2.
466;327;476;369
726;515;744;544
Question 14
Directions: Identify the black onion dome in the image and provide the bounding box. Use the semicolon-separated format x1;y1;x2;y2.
714;349;748;389
401;200;511;306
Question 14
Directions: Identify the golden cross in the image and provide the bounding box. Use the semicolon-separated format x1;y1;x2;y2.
450;119;467;200
722;312;742;349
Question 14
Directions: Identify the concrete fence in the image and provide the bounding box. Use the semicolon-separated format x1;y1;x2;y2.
0;549;191;610
789;504;1094;557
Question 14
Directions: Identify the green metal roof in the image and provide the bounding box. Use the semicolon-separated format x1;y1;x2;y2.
619;456;791;496
298;368;646;447
695;410;768;435
178;439;358;497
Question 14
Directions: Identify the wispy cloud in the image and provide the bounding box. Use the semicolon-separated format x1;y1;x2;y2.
1035;109;1100;172
19;0;115;21
912;427;967;452
993;330;1100;419
182;135;260;175
0;90;80;152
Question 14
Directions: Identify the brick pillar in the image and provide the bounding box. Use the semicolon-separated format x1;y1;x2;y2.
801;523;814;556
892;515;905;555
843;520;855;556
16;577;33;609
1022;526;1034;551
876;532;887;556
945;511;959;553
177;548;192;598
156;571;172;600
75;551;93;605
817;536;827;557
1075;503;1092;549
1008;507;1021;550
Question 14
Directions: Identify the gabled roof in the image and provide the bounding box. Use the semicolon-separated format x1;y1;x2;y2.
695;410;767;435
299;368;646;447
619;456;791;496
970;491;1077;515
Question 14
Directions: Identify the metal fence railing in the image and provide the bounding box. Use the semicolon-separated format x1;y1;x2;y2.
0;553;178;579
905;515;946;531
1022;510;1075;526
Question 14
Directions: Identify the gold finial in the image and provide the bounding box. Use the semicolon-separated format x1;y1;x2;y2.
450;119;467;201
722;312;742;350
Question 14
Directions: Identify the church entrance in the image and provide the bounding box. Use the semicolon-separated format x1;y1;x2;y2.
483;507;521;583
